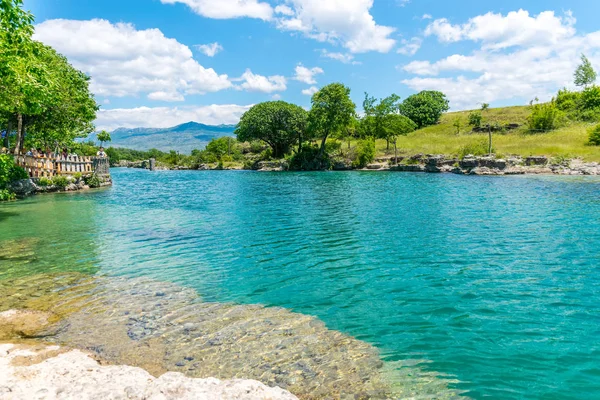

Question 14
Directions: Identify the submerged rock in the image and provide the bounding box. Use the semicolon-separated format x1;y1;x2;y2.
0;309;61;339
0;343;298;400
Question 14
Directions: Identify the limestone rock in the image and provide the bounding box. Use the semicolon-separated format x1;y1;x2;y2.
0;343;298;400
0;310;60;339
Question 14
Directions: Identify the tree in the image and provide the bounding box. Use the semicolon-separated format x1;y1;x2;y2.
480;103;492;154
235;101;308;158
399;90;449;128
574;54;597;88
453;117;462;135
97;130;111;147
383;114;417;163
308;83;356;157
362;92;402;149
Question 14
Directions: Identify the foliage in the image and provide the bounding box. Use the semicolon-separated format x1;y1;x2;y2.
96;131;111;146
0;188;16;201
362;93;401;141
399;90;449;128
574;54;597;88
37;176;51;186
453;118;462;135
51;175;68;189
288;145;328;171
588;124;600;146
352;138;376;168
0;1;98;154
308;83;356;155
468;111;483;127
236;101;308;158
0;153;27;189
527;100;565;132
85;173;101;188
457;139;491;159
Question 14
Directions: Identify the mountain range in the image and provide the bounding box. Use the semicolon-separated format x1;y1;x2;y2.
89;122;236;154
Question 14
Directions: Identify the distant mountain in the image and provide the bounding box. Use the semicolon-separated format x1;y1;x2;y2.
89;122;236;154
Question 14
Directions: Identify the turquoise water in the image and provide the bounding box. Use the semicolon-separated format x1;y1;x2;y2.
2;168;600;399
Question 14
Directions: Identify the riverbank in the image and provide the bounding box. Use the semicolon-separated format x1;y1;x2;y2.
7;174;112;199
116;154;600;175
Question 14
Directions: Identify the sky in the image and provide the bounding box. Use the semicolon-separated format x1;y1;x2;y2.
24;0;600;130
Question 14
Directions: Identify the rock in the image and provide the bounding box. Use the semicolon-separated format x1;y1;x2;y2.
0;310;60;339
65;183;78;191
524;156;548;166
255;161;289;172
365;164;385;170
390;164;426;172
459;156;479;169
7;179;37;197
469;167;504;176
332;160;352;170
0;344;298;400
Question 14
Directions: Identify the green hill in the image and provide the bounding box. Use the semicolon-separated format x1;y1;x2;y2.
383;106;600;161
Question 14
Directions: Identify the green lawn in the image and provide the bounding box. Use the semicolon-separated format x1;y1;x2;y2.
370;106;600;162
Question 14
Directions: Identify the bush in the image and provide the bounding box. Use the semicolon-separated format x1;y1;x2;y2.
38;177;52;187
588;125;600;145
0;189;16;201
555;88;581;113
0;154;28;189
352;138;376;168
399;90;450;128
85;174;101;188
458;139;490;159
288;145;329;170
52;175;69;189
527;101;565;132
468;111;482;128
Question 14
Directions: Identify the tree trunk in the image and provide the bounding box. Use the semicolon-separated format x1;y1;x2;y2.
319;135;328;156
13;113;23;155
386;138;389;151
488;125;492;155
394;140;397;164
298;132;302;154
3;120;11;149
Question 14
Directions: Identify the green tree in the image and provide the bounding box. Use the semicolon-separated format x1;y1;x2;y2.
383;114;417;162
468;111;482;128
480;103;493;154
97;130;111;147
399;90;449;128
574;54;597;88
235;101;308;158
308;83;356;157
362;92;402;149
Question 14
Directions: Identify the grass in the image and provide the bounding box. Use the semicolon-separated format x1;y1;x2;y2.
365;105;600;162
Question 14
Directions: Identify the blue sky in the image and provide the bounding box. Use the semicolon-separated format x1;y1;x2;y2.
24;0;600;130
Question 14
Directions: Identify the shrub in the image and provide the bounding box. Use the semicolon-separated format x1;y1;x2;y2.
73;172;82;180
527;101;565;132
555;88;581;113
52;175;69;189
588;124;600;146
0;189;16;201
468;111;482;128
325;140;342;155
85;174;101;188
38;177;52;187
458;139;490;159
352;138;376;168
578;86;600;121
0;154;28;189
288;145;327;170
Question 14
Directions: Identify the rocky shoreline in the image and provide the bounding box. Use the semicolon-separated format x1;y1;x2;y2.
0;342;297;399
7;175;112;198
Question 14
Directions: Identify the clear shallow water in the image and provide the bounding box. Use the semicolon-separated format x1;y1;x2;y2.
2;168;600;399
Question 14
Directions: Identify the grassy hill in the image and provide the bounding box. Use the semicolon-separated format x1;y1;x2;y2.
379;106;600;161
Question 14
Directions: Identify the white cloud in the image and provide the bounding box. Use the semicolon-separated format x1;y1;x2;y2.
33;19;232;100
293;64;324;84
274;5;295;16
237;69;287;93
397;37;422;56
320;49;359;64
160;0;272;20
425;10;576;49
276;0;396;53
195;42;223;57
422;14;432;20
271;94;282;100
96;104;252;131
402;10;600;109
148;91;186;102
301;86;319;96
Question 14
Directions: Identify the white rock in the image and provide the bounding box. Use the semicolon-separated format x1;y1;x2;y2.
0;344;298;400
